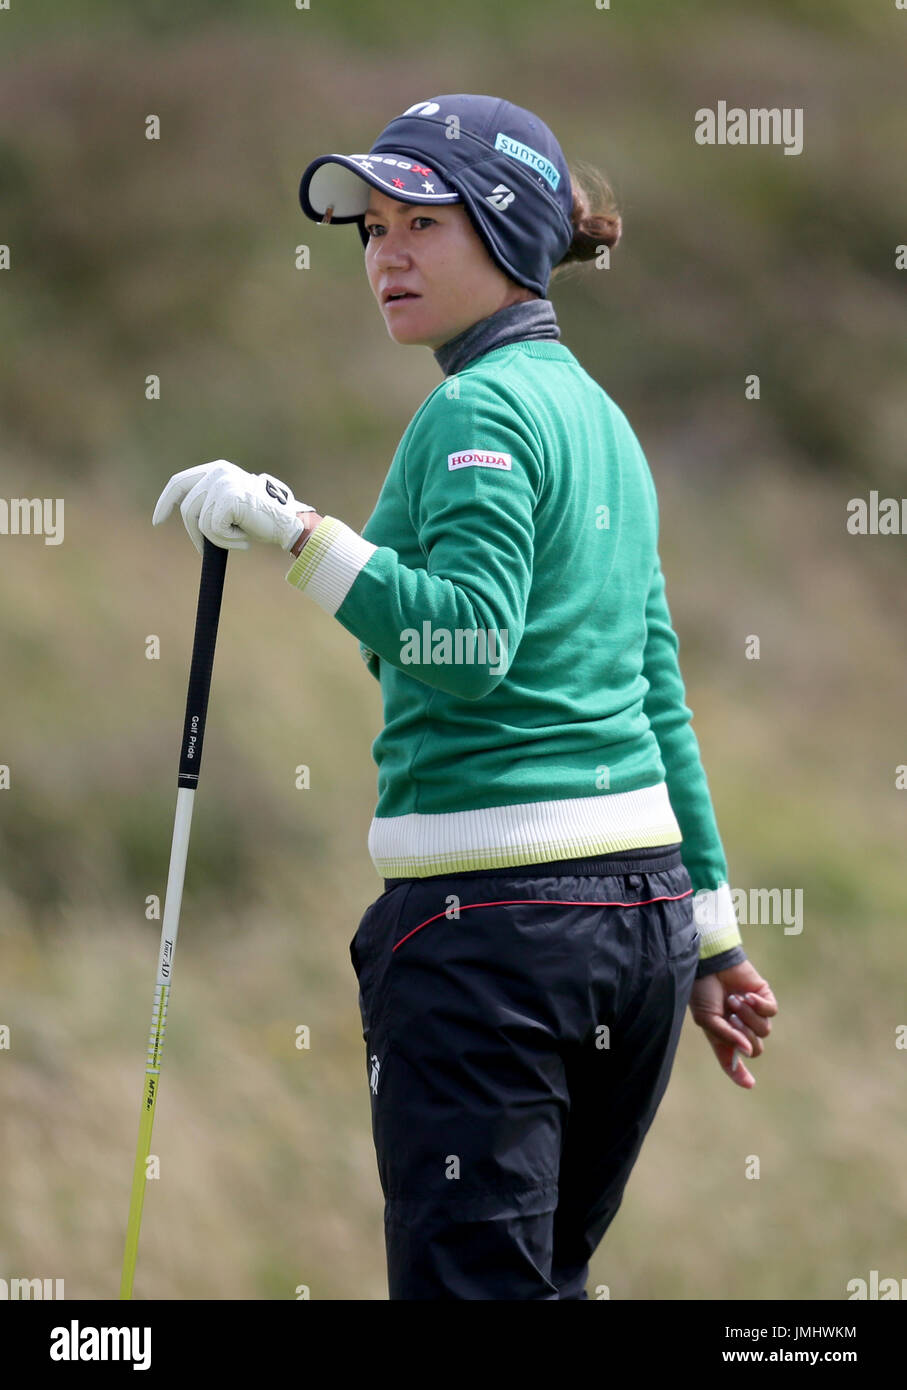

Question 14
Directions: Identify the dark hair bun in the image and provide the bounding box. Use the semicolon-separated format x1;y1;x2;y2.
552;160;622;279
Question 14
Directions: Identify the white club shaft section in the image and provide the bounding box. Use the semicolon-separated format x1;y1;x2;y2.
156;787;195;986
144;788;195;1074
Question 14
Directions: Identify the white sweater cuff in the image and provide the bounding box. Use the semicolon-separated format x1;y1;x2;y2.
285;515;378;616
692;882;743;957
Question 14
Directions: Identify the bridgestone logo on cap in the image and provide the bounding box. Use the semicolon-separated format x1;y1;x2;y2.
448;450;512;471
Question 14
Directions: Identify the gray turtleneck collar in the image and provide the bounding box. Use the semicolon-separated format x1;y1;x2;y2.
432;296;560;377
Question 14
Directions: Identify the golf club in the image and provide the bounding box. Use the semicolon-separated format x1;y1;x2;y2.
120;536;229;1299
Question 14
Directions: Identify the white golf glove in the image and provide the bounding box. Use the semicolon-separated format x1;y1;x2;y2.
152;460;316;554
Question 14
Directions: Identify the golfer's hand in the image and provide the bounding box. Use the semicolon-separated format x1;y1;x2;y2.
688;960;778;1090
152;460;316;555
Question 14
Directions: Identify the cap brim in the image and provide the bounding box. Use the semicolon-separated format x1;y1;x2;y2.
299;152;461;226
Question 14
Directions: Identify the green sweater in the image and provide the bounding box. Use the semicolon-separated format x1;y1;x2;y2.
286;340;744;968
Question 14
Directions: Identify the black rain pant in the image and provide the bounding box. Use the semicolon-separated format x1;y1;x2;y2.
349;843;700;1300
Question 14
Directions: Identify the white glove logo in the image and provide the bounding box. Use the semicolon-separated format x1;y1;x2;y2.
264;478;289;506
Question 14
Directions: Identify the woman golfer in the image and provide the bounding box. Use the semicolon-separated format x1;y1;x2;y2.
153;93;778;1300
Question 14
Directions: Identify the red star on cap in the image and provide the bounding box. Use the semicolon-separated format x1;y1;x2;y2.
412;164;433;175
392;177;405;188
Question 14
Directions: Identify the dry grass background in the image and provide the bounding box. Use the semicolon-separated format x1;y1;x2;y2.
2;464;905;1300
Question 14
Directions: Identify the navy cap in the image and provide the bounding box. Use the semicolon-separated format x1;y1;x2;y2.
299;95;575;297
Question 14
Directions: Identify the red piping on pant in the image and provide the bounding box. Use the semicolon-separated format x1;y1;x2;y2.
391;890;695;953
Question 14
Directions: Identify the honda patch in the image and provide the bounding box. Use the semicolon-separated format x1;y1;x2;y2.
448;450;512;471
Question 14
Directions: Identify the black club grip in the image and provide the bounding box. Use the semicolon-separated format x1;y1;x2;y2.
177;538;229;788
